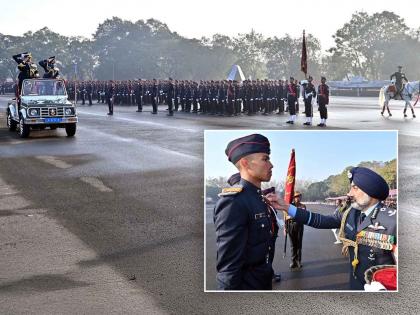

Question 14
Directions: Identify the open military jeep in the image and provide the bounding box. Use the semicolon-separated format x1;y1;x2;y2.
6;79;78;138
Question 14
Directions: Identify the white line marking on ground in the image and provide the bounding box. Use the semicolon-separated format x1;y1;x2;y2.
77;110;197;132
80;176;113;192
77;126;201;162
36;156;72;169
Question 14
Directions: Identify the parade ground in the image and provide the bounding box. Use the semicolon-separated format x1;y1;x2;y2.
1;95;420;313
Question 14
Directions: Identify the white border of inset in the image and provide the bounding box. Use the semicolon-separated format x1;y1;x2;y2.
204;129;398;293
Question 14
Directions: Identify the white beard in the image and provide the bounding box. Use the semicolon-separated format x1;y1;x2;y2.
351;192;372;211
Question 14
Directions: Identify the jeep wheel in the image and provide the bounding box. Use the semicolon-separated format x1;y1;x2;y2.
19;116;30;138
7;110;17;131
65;123;76;137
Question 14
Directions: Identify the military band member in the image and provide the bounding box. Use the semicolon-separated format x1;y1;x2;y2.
317;76;329;127
267;167;396;290
214;134;280;290
303;76;316;126
166;78;174;116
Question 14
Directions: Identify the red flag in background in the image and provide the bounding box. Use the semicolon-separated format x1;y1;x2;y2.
301;30;307;78
284;149;296;204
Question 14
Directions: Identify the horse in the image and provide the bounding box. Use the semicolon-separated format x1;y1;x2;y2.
379;81;419;118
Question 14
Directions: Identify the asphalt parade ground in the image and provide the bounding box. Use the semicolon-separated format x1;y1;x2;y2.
1;95;420;314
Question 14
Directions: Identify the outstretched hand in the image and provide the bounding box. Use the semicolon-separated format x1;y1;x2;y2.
264;193;289;213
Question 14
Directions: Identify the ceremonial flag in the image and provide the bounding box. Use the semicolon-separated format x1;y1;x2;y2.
301;30;307;78
284;149;296;204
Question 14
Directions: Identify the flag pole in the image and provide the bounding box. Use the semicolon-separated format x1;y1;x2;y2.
301;30;308;79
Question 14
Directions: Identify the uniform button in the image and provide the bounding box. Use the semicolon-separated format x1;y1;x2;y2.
261;224;265;228
269;246;271;250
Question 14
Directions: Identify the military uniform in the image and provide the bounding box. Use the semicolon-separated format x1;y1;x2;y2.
286;78;298;124
286;196;306;269
287;167;396;290
13;52;39;97
303;78;316;125
167;79;174;116
317;77;329;127
214;179;278;290
213;134;279;290
106;81;115;115
390;67;408;99
38;56;59;79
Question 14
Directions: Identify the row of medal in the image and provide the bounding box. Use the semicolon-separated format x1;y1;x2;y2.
356;230;396;250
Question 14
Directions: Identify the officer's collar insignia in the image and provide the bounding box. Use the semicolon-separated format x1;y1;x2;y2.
388;209;397;217
218;186;243;197
347;170;352;179
368;222;386;231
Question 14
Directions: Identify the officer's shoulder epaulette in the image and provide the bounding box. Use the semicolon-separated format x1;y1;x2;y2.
218;185;243;197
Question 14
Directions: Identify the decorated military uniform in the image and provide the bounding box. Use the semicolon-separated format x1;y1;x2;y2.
289;167;396;290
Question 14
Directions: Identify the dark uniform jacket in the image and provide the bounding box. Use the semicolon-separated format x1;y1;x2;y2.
293;202;396;290
214;179;277;290
317;83;329;105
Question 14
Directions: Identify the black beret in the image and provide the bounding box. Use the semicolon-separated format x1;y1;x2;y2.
348;167;389;200
225;134;270;164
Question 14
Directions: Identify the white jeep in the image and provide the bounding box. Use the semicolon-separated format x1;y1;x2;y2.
7;79;78;138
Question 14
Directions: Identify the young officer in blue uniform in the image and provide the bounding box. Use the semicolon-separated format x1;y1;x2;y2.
267;167;397;290
213;134;280;290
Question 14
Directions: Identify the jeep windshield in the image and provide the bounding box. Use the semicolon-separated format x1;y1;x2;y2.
22;80;66;96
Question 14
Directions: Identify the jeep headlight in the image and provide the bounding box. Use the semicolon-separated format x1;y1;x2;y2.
28;108;39;117
65;108;74;115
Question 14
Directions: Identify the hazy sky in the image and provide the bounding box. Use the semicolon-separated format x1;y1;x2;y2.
205;131;397;182
1;0;419;50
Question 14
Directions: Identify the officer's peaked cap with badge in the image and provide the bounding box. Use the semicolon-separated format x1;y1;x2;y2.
348;167;389;200
225;134;270;164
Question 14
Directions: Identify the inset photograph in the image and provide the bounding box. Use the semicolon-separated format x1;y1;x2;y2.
205;130;397;291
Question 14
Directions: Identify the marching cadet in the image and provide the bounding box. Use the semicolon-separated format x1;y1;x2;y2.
192;81;200;113
151;78;158;114
38;56;59;79
303;76;316;126
106;80;115;115
12;52;39;98
234;81;242;115
227;80;235;116
214;134;280;290
167;78;174;116
267;167;397;290
286;77;298;124
135;79;143;112
86;80;93;105
199;80;208;114
317;76;330;127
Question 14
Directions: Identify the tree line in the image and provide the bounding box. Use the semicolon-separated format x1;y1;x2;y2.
206;159;396;202
1;11;419;81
